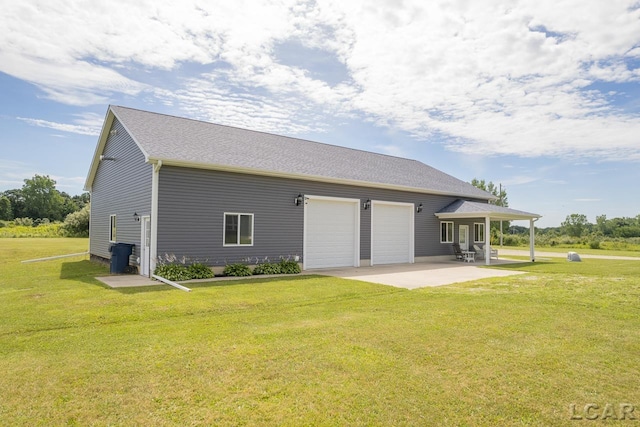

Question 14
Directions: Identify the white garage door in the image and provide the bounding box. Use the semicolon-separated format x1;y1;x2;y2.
304;196;360;269
371;201;414;265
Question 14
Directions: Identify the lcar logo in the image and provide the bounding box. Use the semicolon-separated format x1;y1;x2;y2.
569;403;636;420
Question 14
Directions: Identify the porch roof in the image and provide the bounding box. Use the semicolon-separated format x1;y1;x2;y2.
435;199;541;221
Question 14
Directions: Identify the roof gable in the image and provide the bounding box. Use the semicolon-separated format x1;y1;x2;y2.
85;105;495;200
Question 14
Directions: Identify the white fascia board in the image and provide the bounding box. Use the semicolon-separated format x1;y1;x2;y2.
145;157;493;201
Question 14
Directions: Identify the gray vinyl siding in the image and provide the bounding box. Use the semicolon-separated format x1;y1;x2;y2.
156;166;488;266
89;119;152;264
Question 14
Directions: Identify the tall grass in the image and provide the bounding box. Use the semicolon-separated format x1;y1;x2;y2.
0;222;63;237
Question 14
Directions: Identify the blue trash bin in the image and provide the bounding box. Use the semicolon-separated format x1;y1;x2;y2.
109;243;135;274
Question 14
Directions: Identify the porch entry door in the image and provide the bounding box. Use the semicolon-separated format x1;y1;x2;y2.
140;216;151;276
459;225;469;251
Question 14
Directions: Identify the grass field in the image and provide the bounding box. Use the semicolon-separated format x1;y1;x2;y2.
1;239;639;426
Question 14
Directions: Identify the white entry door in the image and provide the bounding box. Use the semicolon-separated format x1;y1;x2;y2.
140;216;151;276
459;225;469;251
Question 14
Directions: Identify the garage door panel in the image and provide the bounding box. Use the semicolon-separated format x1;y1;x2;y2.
305;198;359;269
372;202;413;265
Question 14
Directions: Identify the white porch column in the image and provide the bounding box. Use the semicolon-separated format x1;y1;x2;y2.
150;160;162;276
485;216;491;265
529;218;536;262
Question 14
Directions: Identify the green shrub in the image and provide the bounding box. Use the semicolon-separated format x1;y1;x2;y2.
13;217;34;227
279;259;301;274
589;240;601;250
223;263;252;277
188;262;214;279
501;235;524;246
154;264;191;281
253;262;282;275
61;204;90;237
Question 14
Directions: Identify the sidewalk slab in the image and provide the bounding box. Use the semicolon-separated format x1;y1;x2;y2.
96;275;161;288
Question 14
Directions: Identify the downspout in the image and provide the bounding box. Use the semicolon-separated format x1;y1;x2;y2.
485;216;491;266
530;218;538;262
150;160;162;276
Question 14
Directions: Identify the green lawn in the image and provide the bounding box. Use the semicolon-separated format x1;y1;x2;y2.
1;239;639;426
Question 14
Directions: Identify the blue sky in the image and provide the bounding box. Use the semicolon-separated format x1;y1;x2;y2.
1;0;639;227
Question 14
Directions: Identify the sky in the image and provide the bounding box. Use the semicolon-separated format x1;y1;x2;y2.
1;0;639;228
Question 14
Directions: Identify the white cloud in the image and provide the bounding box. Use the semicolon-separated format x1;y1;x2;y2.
17;115;101;136
1;0;639;160
50;175;87;191
0;160;35;191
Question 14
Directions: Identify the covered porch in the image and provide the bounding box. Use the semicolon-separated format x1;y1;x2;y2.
435;199;541;265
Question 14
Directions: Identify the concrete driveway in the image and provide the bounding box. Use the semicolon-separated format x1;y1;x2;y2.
314;260;526;290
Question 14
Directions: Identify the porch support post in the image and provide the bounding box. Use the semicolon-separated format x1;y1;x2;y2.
485;216;491;265
529;218;536;262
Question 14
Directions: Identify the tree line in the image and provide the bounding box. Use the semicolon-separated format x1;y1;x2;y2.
0;175;90;237
558;213;640;238
0;175;89;222
470;179;640;243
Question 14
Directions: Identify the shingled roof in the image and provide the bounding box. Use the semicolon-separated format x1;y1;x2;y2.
85;105;494;200
436;199;540;220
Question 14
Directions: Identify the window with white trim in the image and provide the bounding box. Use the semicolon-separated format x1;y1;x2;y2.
109;214;117;242
224;213;254;246
474;223;485;242
440;221;454;243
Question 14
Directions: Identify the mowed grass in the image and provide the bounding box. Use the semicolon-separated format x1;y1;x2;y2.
1;239;639;426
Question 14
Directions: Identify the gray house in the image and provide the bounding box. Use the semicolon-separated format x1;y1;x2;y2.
84;105;540;276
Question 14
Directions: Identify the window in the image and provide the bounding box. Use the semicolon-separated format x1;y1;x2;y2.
224;213;254;246
440;221;453;243
474;223;485;242
109;214;117;242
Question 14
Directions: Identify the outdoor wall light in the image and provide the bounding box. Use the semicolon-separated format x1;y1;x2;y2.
363;199;371;210
294;194;304;206
133;212;140;222
416;203;423;213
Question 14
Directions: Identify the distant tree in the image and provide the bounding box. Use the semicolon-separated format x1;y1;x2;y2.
470;178;508;207
0;196;12;220
59;192;79;218
2;189;25;219
21;174;65;221
595;214;612;236
72;192;90;209
561;213;589;237
471;178;510;239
